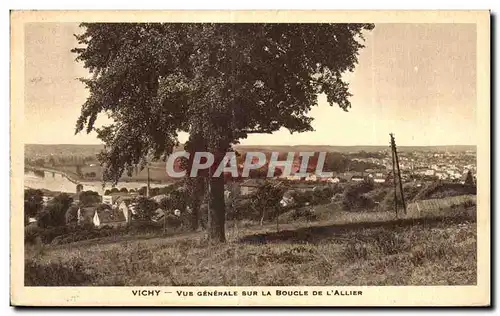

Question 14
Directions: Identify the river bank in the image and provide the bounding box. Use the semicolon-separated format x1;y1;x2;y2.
24;167;170;195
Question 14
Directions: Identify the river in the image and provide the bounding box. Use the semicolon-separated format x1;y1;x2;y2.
24;170;166;195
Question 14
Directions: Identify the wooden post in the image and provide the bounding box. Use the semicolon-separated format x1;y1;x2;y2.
394;143;407;215
163;211;166;235
390;133;407;216
146;166;150;198
391;141;398;216
276;207;279;232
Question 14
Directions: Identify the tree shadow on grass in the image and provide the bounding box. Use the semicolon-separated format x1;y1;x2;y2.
238;214;475;245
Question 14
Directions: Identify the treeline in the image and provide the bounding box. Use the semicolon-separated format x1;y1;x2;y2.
25;155;97;167
103;185;177;196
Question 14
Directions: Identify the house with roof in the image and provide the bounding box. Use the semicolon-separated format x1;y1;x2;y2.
77;206;98;226
326;177;340;184
152;194;168;204
350;175;365;182
305;174;318;182
102;192;139;206
151;208;166;223
93;207;127;228
240;178;265;196
117;198;137;225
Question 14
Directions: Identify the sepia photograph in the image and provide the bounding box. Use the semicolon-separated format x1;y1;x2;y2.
10;10;490;306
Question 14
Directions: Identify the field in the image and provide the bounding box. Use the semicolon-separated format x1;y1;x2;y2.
25;202;476;286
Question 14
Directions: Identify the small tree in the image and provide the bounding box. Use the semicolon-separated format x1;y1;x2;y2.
251;181;286;229
39;193;74;228
160;189;187;213
134;197;158;221
75;165;83;177
342;180;375;210
24;189;44;220
65;205;79;226
138;186;147;196
464;170;474;186
78;190;101;206
76;183;84;194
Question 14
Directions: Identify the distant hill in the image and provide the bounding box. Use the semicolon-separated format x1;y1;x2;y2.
234;145;476;153
25;143;476;158
25;144;104;158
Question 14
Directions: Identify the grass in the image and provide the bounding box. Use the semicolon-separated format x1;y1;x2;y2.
25;203;477;286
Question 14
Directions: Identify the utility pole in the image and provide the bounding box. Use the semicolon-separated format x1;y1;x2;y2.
146;166;150;198
391;147;398;216
390;133;407;215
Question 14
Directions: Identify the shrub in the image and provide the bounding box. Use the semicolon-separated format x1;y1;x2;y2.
279;206;318;222
379;183;423;211
291;190;314;207
342;180;375;210
413;182;476;201
312;186;334;204
24;225;41;245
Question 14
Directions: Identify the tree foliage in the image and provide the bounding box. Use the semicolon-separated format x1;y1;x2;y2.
134;196;158;221
342;180;375;210
38;193;74;228
72;23;374;241
250;181;286;225
78;190;101;206
464;170;474;186
24;189;44;219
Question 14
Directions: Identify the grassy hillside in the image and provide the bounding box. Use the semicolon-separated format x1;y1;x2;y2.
25;204;476;286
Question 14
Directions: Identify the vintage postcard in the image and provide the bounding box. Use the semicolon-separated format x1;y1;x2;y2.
10;10;490;306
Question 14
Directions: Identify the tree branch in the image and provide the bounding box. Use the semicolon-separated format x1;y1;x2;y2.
239;129;274;134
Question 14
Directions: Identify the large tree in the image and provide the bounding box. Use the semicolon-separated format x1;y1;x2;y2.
72;23;374;242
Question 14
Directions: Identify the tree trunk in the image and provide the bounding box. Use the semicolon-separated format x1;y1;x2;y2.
191;200;200;231
276;207;279;232
207;172;226;242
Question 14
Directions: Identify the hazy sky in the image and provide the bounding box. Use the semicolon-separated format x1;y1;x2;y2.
24;23;477;146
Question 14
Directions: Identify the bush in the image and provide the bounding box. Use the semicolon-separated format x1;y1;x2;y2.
312;186;334;204
379;183;423;211
342;180;375;210
291;190;314;207
413;182;476;201
24;225;42;245
279;206;318;222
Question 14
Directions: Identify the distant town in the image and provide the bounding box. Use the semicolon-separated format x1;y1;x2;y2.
24;143;476;232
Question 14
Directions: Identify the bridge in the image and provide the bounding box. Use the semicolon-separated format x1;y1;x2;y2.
24;165;81;185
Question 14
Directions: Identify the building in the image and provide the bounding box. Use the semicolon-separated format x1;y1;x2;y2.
305;174;318;182
102;195;113;205
327;177;340;184
93;208;127;228
239;179;264;196
77;206;98;226
117;199;136;224
350;175;365;182
151;208;166;223
42;196;53;206
102;192;139;206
